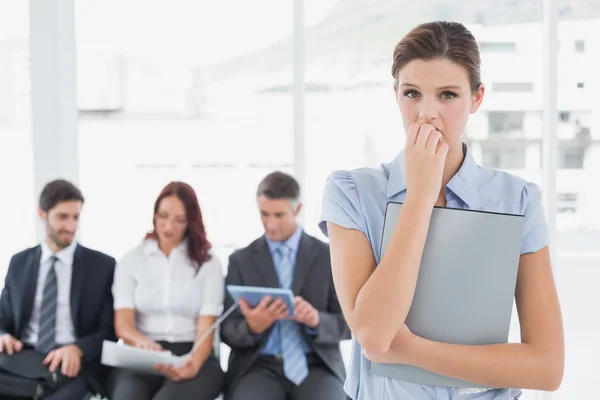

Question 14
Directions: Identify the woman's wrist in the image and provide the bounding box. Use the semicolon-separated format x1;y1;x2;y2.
403;193;436;211
403;332;428;366
190;346;208;364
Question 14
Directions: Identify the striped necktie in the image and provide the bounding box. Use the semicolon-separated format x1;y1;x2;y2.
276;245;308;385
36;256;58;354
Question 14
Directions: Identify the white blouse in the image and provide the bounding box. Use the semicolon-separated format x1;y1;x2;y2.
112;238;224;342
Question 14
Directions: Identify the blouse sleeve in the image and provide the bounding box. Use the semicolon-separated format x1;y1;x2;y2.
198;254;225;317
318;170;367;237
519;182;550;255
112;249;138;310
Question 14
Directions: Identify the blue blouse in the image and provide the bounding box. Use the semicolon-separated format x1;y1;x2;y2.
318;146;549;400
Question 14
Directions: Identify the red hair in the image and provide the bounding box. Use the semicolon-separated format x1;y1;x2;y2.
145;181;212;271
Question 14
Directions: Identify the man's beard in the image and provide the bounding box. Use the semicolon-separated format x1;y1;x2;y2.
47;227;73;250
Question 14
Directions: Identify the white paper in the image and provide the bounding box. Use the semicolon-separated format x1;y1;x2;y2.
101;340;179;374
100;302;240;372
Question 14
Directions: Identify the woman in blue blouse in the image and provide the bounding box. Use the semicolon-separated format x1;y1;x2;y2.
319;21;564;400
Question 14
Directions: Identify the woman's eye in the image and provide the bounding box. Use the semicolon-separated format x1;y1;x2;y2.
441;91;457;99
404;90;420;98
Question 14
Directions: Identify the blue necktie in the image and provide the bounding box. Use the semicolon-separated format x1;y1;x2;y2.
36;256;58;354
275;245;308;385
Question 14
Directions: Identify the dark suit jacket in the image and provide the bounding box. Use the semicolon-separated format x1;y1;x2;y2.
221;232;350;392
0;244;116;391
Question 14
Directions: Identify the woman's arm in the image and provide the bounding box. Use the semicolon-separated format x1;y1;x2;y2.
188;315;217;367
114;309;162;350
113;251;163;350
188;254;223;366
326;124;448;354
154;315;218;381
155;255;224;381
365;246;564;391
327;200;432;355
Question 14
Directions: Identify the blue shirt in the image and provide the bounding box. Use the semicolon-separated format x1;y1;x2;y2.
261;226;313;356
318;145;548;400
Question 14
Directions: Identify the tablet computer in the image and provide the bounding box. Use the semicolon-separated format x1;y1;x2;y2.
226;285;295;316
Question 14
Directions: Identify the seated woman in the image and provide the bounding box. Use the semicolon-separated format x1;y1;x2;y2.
109;181;225;400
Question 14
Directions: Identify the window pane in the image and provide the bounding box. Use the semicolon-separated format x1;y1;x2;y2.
491;82;534;92
75;1;293;262
0;1;35;282
469;20;544;184
479;42;517;52
559;145;585;169
555;14;600;399
487;111;525;135
481;145;526;169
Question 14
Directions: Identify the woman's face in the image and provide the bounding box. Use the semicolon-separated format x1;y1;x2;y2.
154;195;188;247
394;58;484;152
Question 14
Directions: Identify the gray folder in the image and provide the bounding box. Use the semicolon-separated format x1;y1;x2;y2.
370;202;524;388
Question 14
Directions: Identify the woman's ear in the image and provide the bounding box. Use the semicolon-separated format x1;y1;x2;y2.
470;83;485;114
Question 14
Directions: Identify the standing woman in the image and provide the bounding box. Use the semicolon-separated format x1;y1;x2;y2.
319;21;564;400
109;181;225;400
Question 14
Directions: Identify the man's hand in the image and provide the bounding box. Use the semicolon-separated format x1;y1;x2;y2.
0;334;23;355
240;296;290;334
293;296;320;328
43;344;83;378
155;356;202;382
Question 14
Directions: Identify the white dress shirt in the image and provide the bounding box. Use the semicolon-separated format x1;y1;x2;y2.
113;238;224;343
22;240;77;346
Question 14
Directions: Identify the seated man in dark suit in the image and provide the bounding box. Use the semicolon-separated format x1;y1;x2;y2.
221;171;351;400
0;179;116;400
